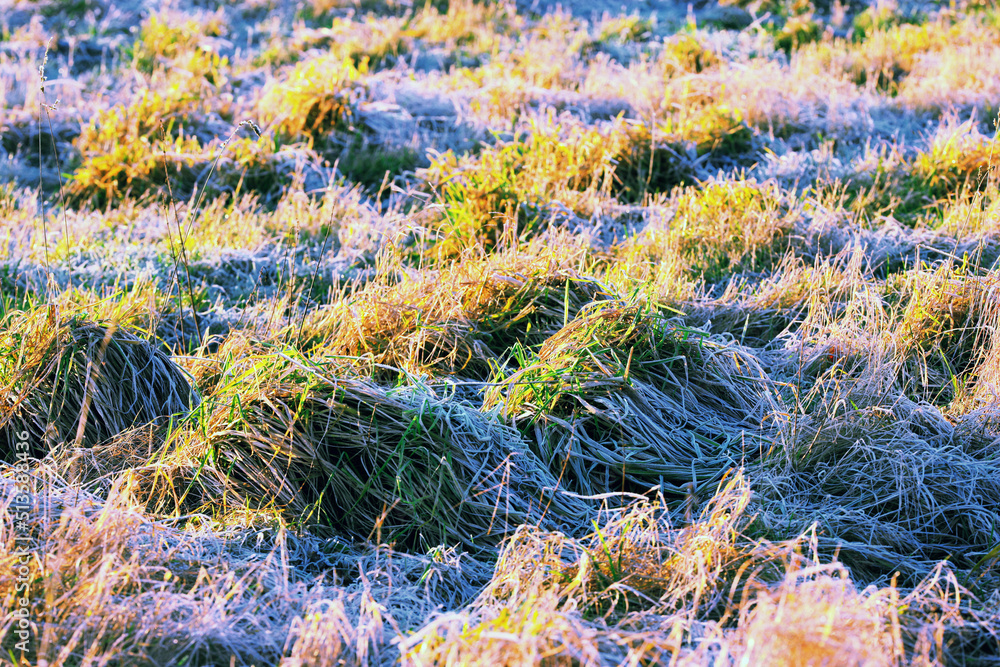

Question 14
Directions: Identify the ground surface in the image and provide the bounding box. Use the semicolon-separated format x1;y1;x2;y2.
2;0;1000;665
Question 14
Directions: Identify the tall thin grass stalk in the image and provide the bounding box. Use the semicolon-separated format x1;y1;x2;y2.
160;119;263;349
36;49;52;299
296;197;337;342
159;121;193;347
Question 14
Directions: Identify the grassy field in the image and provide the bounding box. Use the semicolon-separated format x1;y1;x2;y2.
3;0;1000;664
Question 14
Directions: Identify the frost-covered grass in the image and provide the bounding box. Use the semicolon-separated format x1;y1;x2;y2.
3;0;1000;664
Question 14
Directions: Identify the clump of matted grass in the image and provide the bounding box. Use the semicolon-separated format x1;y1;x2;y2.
296;248;606;380
182;347;592;551
37;416;246;521
484;302;778;499
0;309;196;460
759;381;1000;585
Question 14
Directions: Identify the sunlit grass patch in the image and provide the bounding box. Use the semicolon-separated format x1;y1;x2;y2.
612;109;754;202
851;1;926;40
163;191;273;255
621;178;796;282
9;0;1000;663
686;252;859;345
716;560;905;665
960;325;1000;415
291;15;410;70
897;29;1000;116
257;54;367;146
63;80;283;209
799;15;966;95
658;33;719;76
127;11;228;76
659;98;754;162
936;187;1000;238
407;0;520;50
437;11;590;124
808;144;945;228
774;13;823;54
766;255;1000;402
0;473;437;665
909;118;1000;212
293;1;516;71
298;0;409;22
65;85;207;208
402;472;754;663
594;13;654;47
687;550;981;665
885;265;1000;407
418;114;752;256
41;281;173;335
796;125;995;238
417;120;628;257
45;421;244;520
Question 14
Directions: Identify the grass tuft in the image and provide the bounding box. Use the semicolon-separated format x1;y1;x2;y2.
0;311;196;459
485;304;777;498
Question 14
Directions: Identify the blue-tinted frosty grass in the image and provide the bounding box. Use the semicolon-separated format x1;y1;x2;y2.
4;0;1000;664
